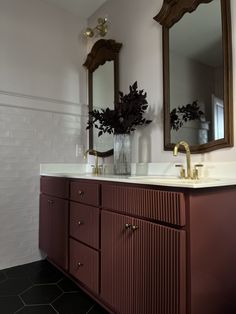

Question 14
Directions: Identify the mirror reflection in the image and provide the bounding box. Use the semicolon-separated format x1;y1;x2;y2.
93;61;114;152
155;0;233;153
83;39;122;157
169;0;223;146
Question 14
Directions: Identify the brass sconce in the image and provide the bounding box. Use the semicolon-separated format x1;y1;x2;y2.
84;18;108;38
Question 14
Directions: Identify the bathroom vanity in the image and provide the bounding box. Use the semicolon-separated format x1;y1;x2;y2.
39;174;236;314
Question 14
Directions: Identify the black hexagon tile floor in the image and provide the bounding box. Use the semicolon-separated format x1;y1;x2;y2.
0;260;108;314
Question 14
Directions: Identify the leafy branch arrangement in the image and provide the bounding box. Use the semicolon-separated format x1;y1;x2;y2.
170;101;204;131
87;81;152;136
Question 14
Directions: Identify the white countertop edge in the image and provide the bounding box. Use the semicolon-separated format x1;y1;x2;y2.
40;172;236;189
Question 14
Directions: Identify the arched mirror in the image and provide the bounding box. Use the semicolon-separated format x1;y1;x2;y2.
84;39;122;157
154;0;233;153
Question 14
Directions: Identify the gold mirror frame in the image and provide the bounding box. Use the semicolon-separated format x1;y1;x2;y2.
83;39;122;157
154;0;233;153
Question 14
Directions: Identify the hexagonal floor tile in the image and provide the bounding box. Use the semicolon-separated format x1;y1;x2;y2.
0;295;24;314
20;284;62;305
16;305;57;314
57;277;80;292
0;271;6;282
5;264;29;278
0;277;32;296
29;267;63;284
26;260;58;275
88;304;109;314
52;291;94;314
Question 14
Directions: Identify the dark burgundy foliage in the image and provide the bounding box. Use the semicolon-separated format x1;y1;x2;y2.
170;100;204;131
87;82;152;136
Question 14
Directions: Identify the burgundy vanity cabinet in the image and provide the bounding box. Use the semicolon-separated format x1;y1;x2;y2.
101;184;186;314
39;176;236;314
69;180;100;295
39;177;69;271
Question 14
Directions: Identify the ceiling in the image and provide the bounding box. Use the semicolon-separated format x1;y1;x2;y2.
42;0;107;18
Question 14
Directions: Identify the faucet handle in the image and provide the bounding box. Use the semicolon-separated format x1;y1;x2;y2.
193;164;204;179
175;164;186;179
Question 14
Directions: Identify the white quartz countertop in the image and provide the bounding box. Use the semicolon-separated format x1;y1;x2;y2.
40;172;236;189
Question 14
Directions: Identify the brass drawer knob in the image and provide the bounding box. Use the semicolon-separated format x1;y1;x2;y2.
78;190;85;198
77;221;84;226
124;223;132;230
47;199;54;205
131;225;139;231
77;262;83;268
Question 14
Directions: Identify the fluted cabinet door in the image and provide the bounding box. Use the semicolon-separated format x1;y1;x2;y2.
133;218;186;314
101;211;134;314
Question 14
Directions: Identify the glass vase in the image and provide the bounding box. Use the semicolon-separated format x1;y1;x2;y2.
113;133;131;175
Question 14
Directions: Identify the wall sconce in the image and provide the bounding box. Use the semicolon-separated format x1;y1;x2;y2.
84;18;108;38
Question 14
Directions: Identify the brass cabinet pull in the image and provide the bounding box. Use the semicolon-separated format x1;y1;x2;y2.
77;221;84;226
77;262;83;268
131;225;139;231
124;223;132;230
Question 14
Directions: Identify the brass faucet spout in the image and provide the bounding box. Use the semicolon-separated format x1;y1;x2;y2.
173;141;192;178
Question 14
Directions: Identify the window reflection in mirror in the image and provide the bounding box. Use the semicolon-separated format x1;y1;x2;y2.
93;61;114;152
169;0;223;146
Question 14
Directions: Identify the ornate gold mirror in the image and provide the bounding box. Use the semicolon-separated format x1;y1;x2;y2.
154;0;233;153
84;39;122;157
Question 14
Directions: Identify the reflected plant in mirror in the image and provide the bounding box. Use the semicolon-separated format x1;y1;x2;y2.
170;101;204;131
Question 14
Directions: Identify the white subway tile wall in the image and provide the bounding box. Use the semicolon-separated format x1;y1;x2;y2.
0;105;87;269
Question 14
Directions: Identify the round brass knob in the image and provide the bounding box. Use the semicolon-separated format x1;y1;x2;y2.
77;262;83;267
131;225;139;231
78;190;84;198
124;223;132;230
77;221;84;226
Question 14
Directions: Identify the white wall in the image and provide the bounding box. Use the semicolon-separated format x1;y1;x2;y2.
88;0;236;164
0;0;87;269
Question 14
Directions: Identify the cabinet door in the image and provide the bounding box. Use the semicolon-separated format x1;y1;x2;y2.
39;194;52;254
39;194;69;270
101;211;134;314
133;218;186;314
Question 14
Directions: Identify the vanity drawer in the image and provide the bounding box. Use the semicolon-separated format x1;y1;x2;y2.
70;181;100;206
102;184;186;227
69;238;99;294
70;202;99;249
40;176;69;199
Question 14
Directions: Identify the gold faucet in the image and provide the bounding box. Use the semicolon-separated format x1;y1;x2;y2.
84;149;101;175
173;141;192;179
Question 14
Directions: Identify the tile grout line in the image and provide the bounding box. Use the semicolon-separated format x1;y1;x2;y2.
86;304;95;314
51;303;59;314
